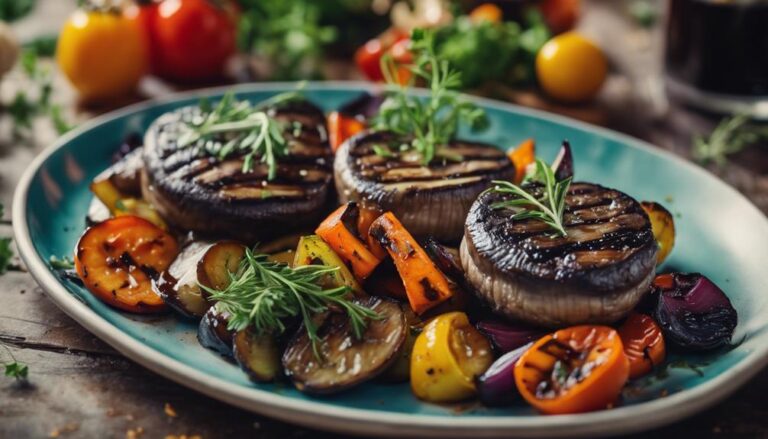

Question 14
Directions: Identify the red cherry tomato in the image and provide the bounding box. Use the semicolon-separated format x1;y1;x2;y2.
150;0;237;82
539;0;580;35
355;28;409;82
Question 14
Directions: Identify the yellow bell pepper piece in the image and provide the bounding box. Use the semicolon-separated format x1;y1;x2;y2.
410;312;493;403
293;235;363;295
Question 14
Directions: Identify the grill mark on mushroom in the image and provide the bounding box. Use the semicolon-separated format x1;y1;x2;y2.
461;182;657;327
142;100;334;243
334;131;515;243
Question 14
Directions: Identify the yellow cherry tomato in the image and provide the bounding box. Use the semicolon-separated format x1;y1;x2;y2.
57;8;148;101
410;312;494;403
536;32;607;103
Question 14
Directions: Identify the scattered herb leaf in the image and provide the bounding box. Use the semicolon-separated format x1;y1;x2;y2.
0;0;35;22
0;237;12;275
49;255;75;270
693;113;768;166
487;159;572;236
4;362;28;380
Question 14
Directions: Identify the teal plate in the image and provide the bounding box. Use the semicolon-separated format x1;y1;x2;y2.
13;82;768;438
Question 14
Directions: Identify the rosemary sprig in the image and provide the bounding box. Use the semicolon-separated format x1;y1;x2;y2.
177;90;303;180
201;248;379;357
373;28;489;164
488;159;572;236
693;113;768;166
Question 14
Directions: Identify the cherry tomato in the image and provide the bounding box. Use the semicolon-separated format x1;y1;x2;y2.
618;312;666;379
74;216;178;313
515;326;629;414
355;28;409;82
536;32;607;103
57;7;148;101
470;3;503;24
151;0;237;82
539;0;580;34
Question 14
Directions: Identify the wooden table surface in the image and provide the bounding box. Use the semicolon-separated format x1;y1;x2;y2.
1;1;767;438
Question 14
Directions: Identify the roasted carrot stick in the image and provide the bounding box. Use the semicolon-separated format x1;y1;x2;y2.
315;203;383;280
506;138;535;184
369;212;453;315
357;204;387;259
327;111;366;153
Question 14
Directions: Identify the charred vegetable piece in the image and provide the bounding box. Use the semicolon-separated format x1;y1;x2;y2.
282;296;406;394
423;238;466;285
476;321;545;353
338;91;385;122
74;216;178;313
506;138;535;184
476;342;532;407
154;241;214;318
233;328;282;383
618;312;666;379
364;260;408;301
411;312;494;403
316;203;383;280
90;178;123;214
328;111;366;153
197;241;246;292
641;201;676;265
293;235;363;294
267;250;295;266
357;204;387;259
114;198;168;229
369;212;453;315
380;321;420;383
552;140;574;181
515;326;630;414
651;273;737;351
198;306;235;358
95;146;144;197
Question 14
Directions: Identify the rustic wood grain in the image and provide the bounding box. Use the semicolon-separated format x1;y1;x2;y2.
0;1;766;438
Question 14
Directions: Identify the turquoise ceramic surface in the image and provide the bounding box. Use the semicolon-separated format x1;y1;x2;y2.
13;82;768;438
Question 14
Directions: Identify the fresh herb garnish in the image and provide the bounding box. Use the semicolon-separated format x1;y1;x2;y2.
487;159;572;237
0;203;12;275
5;49;73;139
202;248;379;357
237;0;337;80
49;255;75;270
178;91;304;180
374;28;489;165
693;113;768;166
0;0;35;22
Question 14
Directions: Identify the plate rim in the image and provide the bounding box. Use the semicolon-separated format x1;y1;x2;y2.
12;80;768;438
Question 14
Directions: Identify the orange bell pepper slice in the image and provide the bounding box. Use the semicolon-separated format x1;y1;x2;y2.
470;3;503;23
618;312;666;379
507;138;536;183
368;212;453;315
515;325;630;414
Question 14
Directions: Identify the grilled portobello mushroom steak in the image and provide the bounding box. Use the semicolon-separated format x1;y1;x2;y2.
142;100;333;243
335;131;515;243
461;183;658;327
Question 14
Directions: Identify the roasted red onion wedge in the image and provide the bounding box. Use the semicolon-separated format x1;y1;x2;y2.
335;131;515;243
552;141;574;181
142;100;334;243
198;306;235;359
476;321;545;353
461;183;658;327
651;273;737;351
475;342;533;407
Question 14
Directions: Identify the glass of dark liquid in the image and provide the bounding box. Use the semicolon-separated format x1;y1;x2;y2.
665;0;768;118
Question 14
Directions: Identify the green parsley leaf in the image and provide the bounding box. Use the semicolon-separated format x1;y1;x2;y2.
4;362;28;380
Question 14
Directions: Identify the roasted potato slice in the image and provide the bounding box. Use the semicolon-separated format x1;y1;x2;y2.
233;329;282;383
197;241;246;292
282;296;407;394
74;216;178;313
641;201;676;265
